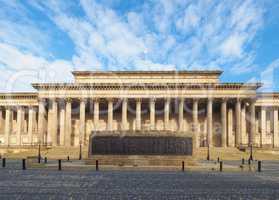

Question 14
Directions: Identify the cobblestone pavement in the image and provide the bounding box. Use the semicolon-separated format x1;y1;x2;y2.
0;160;279;199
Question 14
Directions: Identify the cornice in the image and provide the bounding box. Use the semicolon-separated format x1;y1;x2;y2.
32;82;262;90
72;70;223;76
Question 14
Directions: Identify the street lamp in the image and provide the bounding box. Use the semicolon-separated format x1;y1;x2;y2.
38;143;41;163
207;139;210;161
249;143;253;161
79;143;82;160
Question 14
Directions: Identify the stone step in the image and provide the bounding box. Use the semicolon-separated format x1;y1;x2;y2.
85;155;195;166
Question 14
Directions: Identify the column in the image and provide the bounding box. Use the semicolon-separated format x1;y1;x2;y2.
0;108;3;133
235;99;241;146
59;100;65;146
192;98;199;147
261;106;266;147
221;98;227;147
273;107;279;147
93;99;99;129
47;101;52;145
4;107;11;145
38;99;46;144
179;98;184;131
27;107;34;144
65;98;72;146
241;105;247;145
164;98;170;130
250;101;256;146
52;99;58;146
136;99;141;130
121;98;128;130
150;98;155;130
79;98;86;144
16;106;23;145
107;99;113;131
228;108;233;147
207;98;213;147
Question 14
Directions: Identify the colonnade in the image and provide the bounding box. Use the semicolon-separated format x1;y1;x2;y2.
1;97;278;148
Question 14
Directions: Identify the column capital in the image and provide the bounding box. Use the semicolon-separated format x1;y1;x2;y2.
4;106;12;110
193;98;199;103
235;97;243;102
38;98;46;103
16;105;23;110
92;97;100;102
65;98;72;103
149;97;156;103
136;98;142;103
49;97;58;102
221;97;228;102
28;106;36;110
207;97;213;102
107;98;115;102
164;97;171;102
79;97;87;103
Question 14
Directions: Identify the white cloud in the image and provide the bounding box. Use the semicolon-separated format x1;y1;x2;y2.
259;59;279;91
29;0;264;72
0;0;267;91
219;34;245;58
0;43;73;92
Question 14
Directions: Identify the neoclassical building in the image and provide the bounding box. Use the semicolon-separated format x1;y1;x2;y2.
0;70;278;150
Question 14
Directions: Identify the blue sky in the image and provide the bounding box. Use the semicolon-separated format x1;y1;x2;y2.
0;0;279;92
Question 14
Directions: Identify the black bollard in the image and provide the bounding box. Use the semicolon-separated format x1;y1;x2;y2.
44;157;47;164
67;156;70;161
2;158;6;168
182;161;185;172
258;161;262;172
22;159;26;170
242;158;245;165
96;160;99;171
58;159;62;171
220;161;223;172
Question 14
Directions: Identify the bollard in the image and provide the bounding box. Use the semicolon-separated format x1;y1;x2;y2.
182;161;185;172
96;160;99;171
258;161;262;172
22;159;26;170
220;161;223;172
58;159;62;171
242;158;245;165
44;157;47;164
67;156;70;161
2;158;6;168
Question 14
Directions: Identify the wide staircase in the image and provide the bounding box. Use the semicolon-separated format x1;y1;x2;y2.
1;146;89;159
195;147;279;160
85;155;195;167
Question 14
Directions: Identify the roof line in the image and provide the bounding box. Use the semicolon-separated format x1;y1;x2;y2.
72;70;223;75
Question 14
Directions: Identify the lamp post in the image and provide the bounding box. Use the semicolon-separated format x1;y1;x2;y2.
38;143;41;163
79;143;82;160
249;143;253;161
207;140;210;161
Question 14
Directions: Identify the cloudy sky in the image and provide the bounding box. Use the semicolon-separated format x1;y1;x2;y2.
0;0;279;92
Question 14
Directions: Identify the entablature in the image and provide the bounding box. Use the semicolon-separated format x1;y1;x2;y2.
0;93;38;106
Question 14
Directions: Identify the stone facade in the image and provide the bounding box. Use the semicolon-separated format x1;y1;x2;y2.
0;70;278;149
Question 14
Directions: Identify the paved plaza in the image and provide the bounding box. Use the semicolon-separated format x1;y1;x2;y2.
1;160;279;199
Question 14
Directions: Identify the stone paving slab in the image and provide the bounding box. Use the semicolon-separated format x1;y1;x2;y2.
0;166;279;199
